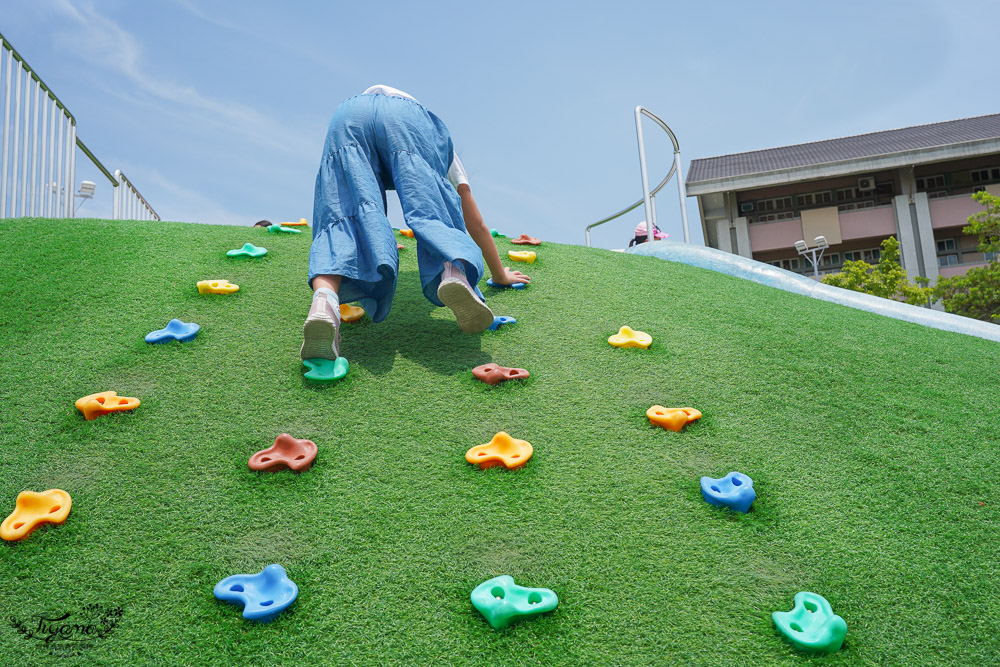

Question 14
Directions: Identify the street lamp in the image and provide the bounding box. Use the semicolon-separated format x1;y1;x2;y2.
74;180;96;215
795;236;829;280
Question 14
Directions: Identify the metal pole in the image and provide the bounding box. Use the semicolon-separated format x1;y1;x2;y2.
29;80;38;216
1;46;10;217
673;151;690;244
18;68;29;217
40;93;49;216
113;169;120;219
12;63;22;216
68;122;76;217
53;105;63;218
634;106;655;240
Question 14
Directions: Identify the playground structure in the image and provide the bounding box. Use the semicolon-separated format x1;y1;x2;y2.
585;106;690;247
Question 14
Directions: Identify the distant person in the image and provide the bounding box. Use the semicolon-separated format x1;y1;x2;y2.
253;220;272;227
628;220;668;247
302;85;529;361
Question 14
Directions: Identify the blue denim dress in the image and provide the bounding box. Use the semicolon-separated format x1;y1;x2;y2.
309;93;485;323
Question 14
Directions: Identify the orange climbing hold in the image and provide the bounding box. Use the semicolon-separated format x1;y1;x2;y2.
608;326;652;349
465;432;533;470
197;279;239;294
646;406;702;432
399;228;415;238
340;303;365;322
75;391;140;421
1;489;72;541
281;218;309;226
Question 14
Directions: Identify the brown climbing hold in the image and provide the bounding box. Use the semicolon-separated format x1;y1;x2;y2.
510;234;541;245
249;434;318;472
472;363;530;386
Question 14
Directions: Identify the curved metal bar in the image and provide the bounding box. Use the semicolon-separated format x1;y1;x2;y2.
585;107;684;246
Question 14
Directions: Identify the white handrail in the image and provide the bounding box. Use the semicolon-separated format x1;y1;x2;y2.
0;31;158;221
585;106;689;246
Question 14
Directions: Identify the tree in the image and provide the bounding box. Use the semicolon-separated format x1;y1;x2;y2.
822;236;933;306
931;190;1000;322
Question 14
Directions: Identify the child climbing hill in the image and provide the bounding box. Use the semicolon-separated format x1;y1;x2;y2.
302;85;529;361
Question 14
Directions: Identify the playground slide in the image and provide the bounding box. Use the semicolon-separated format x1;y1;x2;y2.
627;240;1000;344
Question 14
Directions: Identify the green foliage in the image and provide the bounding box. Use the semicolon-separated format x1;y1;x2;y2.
931;191;1000;322
821;236;932;305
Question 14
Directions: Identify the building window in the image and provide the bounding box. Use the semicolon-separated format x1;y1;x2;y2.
769;258;800;271
936;238;956;252
838;200;876;212
986;251;997;262
755;211;797;223
938;254;960;267
843;250;862;262
916;174;945;191
821;253;841;267
836;187;858;202
795;191;832;208
971;168;991;183
928;190;950;199
756;196;793;212
863;248;882;263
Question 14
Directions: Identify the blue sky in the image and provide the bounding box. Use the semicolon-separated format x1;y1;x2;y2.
5;0;1000;248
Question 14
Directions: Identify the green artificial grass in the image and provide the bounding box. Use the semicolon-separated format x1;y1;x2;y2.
1;217;999;666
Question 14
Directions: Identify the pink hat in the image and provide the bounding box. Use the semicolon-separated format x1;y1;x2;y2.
634;221;669;239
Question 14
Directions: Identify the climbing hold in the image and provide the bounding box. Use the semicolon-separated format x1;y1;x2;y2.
397;243;406;250
75;391;140;421
249;434;318;472
339;303;365;322
772;592;847;654
486;279;526;290
145;318;200;344
226;243;267;258
508;250;536;264
488;315;516;330
472;363;529;386
197;279;239;294
700;472;756;513
281;218;308;226
646;406;701;431
510;234;541;245
399;228;415;238
213;564;298;623
1;489;72;541
466;432;532;469
608;326;651;349
268;224;302;234
490;228;502;237
471;575;558;629
302;357;349;382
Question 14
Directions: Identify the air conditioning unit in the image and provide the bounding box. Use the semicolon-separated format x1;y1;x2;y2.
857;176;876;191
739;202;754;213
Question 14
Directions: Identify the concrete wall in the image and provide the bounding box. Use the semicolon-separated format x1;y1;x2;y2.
747;218;804;252
839;206;896;240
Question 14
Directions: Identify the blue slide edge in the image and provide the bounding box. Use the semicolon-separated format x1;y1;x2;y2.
627;240;1000;343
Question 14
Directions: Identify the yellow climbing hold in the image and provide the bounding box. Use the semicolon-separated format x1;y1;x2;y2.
508;250;536;264
608;326;652;349
1;489;72;541
646;406;702;431
197;279;239;294
340;303;365;322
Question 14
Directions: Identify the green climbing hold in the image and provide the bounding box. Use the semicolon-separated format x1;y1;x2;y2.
302;357;349;382
490;228;502;237
772;591;847;654
268;225;302;234
226;243;268;258
471;575;558;629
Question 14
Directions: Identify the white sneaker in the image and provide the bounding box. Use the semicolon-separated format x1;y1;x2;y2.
301;290;341;360
437;261;494;334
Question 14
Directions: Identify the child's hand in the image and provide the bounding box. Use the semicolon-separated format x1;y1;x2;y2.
491;267;531;285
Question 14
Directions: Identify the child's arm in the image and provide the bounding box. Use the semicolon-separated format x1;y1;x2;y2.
457;184;530;285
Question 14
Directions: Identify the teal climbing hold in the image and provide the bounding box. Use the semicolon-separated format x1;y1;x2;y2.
302;357;349;382
490;228;502;237
772;591;847;654
226;243;268;258
471;575;558;629
268;225;302;234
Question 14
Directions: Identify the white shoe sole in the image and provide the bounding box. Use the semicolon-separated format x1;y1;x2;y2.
438;279;494;333
300;313;340;360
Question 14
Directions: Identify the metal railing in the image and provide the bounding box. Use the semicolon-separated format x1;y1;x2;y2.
0;31;158;221
585;106;689;246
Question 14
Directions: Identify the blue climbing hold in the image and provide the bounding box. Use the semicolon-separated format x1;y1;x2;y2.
488;316;516;331
145;319;200;344
302;357;349;382
700;471;756;513
486;279;526;290
213;563;298;623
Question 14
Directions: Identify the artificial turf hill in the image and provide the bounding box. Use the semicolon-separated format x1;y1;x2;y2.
1;216;998;666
